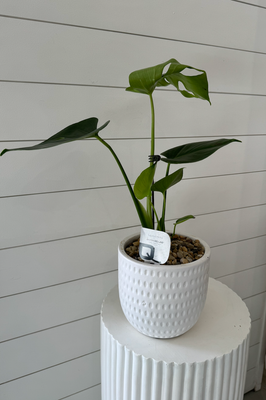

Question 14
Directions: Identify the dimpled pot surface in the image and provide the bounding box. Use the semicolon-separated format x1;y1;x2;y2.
118;234;210;338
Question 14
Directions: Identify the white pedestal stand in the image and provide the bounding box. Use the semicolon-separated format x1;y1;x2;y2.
101;278;250;400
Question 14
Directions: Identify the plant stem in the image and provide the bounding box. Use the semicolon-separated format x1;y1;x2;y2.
149;94;155;162
161;163;170;231
148;93;156;228
150;202;160;226
172;221;177;237
96;135;151;228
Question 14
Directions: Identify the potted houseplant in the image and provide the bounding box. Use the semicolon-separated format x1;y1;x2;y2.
0;58;240;338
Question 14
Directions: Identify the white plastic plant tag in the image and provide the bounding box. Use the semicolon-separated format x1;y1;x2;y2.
139;227;171;264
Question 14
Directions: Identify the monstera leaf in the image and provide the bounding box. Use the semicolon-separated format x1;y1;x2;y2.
126;58;210;103
0;118;110;156
160;138;241;164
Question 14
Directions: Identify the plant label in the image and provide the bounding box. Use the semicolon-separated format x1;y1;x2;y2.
139;227;171;264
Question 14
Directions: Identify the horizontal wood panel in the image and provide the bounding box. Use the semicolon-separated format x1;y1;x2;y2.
1;172;266;248
1;229;266;299
0;351;100;400
166;171;266;221
235;0;266;6
244;292;266;322
165;204;266;249
1;17;266;95
0;315;100;384
217;264;266;299
0;1;264;52
1;83;266;142
1;196;266;256
211;236;266;279
0;311;261;385
1;264;265;343
0;135;264;198
60;385;101;400
0;186;140;249
0;227;135;297
245;367;256;392
250;319;263;346
248;344;260;370
0;271;117;342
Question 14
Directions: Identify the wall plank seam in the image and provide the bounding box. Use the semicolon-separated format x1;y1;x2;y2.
2;170;265;200
211;91;266;97
4;133;265;144
217;265;266;280
1;258;265;300
1;13;266;55
2;80;266;96
211;234;266;249
0;224;140;251
0;78;126;90
1;300;262;346
0;184;126;199
0;269;118;300
244;292;266;302
232;0;266;9
0;313;100;344
168;203;266;220
250;317;262;325
1;206;265;251
0;350;100;386
58;383;101;400
242;291;266;304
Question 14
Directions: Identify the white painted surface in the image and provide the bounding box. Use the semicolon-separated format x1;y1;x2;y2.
101;279;250;400
0;17;266;95
118;234;210;338
0;0;265;52
0;0;266;398
0;271;117;341
0;352;101;400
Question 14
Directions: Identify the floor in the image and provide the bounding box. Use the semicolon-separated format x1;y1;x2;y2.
244;370;266;400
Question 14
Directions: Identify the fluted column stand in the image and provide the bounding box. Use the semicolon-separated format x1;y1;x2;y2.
101;278;250;400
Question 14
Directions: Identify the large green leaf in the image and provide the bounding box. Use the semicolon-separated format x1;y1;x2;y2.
151;168;184;194
134;163;157;200
160;138;241;164
126;58;210;103
0;118;110;156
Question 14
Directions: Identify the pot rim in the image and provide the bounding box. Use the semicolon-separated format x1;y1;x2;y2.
118;232;211;269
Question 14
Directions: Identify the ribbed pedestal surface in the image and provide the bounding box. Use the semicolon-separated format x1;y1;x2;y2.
101;279;250;400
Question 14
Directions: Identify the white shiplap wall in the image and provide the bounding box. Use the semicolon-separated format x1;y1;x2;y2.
0;1;266;399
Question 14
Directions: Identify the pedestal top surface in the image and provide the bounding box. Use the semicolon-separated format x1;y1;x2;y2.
101;278;250;364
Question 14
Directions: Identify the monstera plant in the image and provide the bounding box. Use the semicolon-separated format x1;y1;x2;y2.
0;58;240;232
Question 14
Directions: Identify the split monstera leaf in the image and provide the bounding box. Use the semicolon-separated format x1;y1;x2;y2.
1;58;241;231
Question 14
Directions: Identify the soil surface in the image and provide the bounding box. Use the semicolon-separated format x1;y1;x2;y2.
125;234;205;265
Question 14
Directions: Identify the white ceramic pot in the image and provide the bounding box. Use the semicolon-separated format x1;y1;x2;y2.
118;233;210;338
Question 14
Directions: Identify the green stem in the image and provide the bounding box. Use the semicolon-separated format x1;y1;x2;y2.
172;221;177;237
96;135;150;228
149;93;155;162
147;93;156;228
161;163;170;231
150;202;160;226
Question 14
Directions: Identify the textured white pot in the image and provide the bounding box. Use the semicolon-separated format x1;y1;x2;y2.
118;233;210;338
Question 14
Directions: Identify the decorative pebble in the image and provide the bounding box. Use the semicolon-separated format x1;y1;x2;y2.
125;234;205;265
